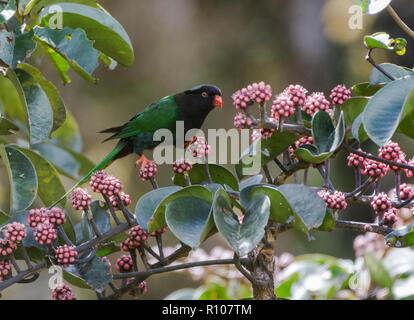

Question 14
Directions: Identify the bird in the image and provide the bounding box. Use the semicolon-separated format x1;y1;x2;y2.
50;84;223;207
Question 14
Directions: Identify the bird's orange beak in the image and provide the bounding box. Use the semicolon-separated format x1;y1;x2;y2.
214;95;223;109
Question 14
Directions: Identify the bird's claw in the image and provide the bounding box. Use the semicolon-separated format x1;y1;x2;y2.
136;155;153;171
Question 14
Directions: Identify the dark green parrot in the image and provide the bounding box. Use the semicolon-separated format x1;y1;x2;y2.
52;84;222;206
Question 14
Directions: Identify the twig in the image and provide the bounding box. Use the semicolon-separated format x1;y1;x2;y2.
345;177;374;199
365;49;396;81
203;161;212;184
19;245;33;270
233;253;256;285
83;209;102;238
386;5;414;40
57;226;75;246
274;157;289;174
262;164;273;183
150;177;159;189
335;219;393;236
102;195;122;225
343;145;414;171
156;234;164;259
395;171;401;202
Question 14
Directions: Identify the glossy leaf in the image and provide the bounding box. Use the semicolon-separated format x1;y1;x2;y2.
249;185;309;235
356;0;392;14
165;196;213;248
370;63;414;85
364;32;394;50
397;89;414;140
174;164;239;191
352;83;384;97
293;144;331;164
34;26;100;83
312;111;345;154
76;255;112;291
16;147;66;207
18;63;66;133
0;116;19;135
236;131;298;179
89;200;111;234
147;186;212;233
12;29;36;69
135;186;182;231
62;266;90;289
37;40;71;84
278;184;327;231
26;0;102;16
213;188;270;257
96;242;120;257
362;76;414;146
0;29;14;67
39;3;134;66
0;145;37;214
12;68;54;144
318;210;336;232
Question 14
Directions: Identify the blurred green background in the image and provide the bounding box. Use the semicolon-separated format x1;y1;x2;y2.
1;0;414;299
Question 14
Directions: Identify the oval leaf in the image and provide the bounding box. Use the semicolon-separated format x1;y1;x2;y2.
147;185;212;233
39;3;134;66
0;145;37;214
362;76;414;146
213;188;270;257
135;186;182;230
165;196;213;248
174;164;239;191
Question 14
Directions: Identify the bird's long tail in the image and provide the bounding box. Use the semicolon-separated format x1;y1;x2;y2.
49;141;128;208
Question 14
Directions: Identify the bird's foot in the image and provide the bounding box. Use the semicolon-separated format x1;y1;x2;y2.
135;155;153;171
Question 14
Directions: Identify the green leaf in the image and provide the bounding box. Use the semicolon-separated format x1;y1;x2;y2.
312;111;345;153
96;241;119;257
0;145;37;214
80;211;93;242
0;72;26;123
90;200;111;234
278;184;327;232
8;68;54;144
364;253;393;290
248;185;309;235
0;116;19;135
236;131;298;180
318;209;336;232
62;266;91;289
12;29;36;69
0;29;14;67
15;146;66;207
352;82;384;96
37;40;71;84
31;142;94;180
18;63;66;133
293;144;332;164
76;255;112;291
39;3;134;66
364;32;394;50
384;222;414;247
213;189;270;257
0;0;16;23
341;97;369;127
356;0;392;14
147;186;212;233
34;26;100;83
25;0;102;16
0;210;9;224
135;186;182;231
174;164;239;191
362;76;414;146
165;196;213;248
370;63;414;85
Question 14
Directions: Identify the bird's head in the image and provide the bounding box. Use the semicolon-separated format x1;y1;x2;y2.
184;84;223;110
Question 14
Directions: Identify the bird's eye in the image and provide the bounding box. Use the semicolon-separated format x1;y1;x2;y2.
201;92;208;98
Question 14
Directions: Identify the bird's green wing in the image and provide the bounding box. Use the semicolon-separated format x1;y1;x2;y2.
106;95;179;140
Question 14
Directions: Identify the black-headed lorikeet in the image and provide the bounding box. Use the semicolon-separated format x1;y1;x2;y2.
52;84;222;206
